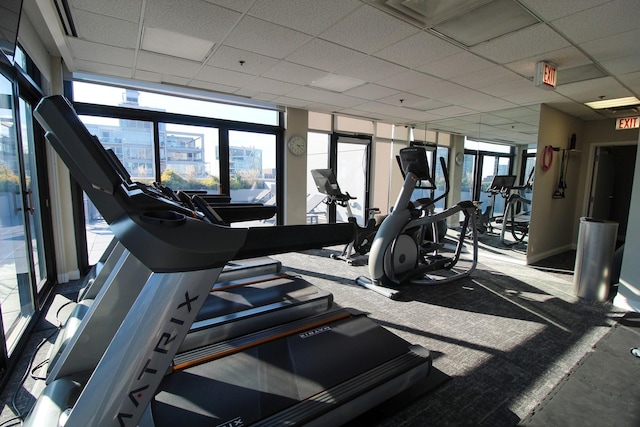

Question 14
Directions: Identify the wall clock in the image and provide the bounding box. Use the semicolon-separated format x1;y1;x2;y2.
287;135;306;156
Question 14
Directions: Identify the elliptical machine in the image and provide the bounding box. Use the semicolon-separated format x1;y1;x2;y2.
311;168;382;264
357;146;478;299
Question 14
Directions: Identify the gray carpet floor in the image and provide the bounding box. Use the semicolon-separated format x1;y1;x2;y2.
0;230;632;426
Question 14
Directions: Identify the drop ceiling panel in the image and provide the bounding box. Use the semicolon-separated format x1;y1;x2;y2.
67;38;135;67
202;0;254;13
136;51;202;78
223;16;313;59
580;29;640;63
376;70;443;92
417;51;494;79
319;4;418;54
343;83;399;100
73;10;139;49
195;65;256;86
74;59;133;78
451;66;522;89
260;61;326;85
554;76;632;102
71;0;143;23
372;31;462;69
143;0;240;42
517;0;610;21
409;80;469;99
247;0;361;36
478;77;541;98
242;76;299;95
285;39;367;72
471;23;571;64
189;79;239;94
334;56;407;83
29;0;640;146
206;46;279;75
551;0;640;43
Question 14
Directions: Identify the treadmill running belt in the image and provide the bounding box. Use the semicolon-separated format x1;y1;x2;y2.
152;313;428;426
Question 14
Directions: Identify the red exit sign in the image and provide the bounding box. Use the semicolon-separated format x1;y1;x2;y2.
615;116;640;130
534;61;557;89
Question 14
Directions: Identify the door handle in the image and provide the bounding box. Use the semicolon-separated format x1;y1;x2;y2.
26;189;35;214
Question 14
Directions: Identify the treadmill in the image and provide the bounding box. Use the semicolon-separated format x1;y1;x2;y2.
25;95;432;427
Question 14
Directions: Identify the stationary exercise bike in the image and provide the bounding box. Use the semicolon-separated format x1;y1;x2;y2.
311;168;382;264
357;146;478;299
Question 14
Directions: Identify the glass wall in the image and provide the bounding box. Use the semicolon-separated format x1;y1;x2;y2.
306;132;330;224
71;82;283;263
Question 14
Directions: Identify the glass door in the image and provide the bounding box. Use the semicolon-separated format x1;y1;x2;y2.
0;74;36;355
19;98;48;292
334;135;370;226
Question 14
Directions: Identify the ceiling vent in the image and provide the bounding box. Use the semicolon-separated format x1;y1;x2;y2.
53;0;77;37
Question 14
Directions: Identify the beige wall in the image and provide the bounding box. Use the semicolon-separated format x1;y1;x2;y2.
284;108;308;225
527;104;639;271
527;104;585;263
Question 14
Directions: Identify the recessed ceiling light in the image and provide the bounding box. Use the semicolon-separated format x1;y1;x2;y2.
585;96;640;109
141;26;214;62
310;74;366;92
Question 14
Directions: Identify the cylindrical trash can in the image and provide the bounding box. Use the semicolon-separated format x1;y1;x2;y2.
573;217;618;301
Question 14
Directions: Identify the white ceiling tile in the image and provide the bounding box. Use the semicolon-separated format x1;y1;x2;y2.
248;0;361;36
554;77;632;102
161;75;191;87
417;51;494;79
451;66;522;89
377;92;429;108
144;0;240;42
260;61;327;85
73;10;139;49
551;0;640;43
581;29;640;63
285;39;367;73
409;80;469;99
618;71;640;92
224;16;313;59
206;46;279;75
373;31;462;69
471;23;571;64
134;69;162;83
202;0;254;13
195;65;256;87
479;76;537;97
271;96;312;108
136;51;202;78
67;38;135;67
189;79;239;94
440;90;518;112
518;0;610;21
334;56;407;82
243;76;299;95
285;86;363;108
343;83;399;100
71;0;143;23
502;88;568;106
376;70;442;92
320;4;419;54
74;59;133;78
427;105;479;118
